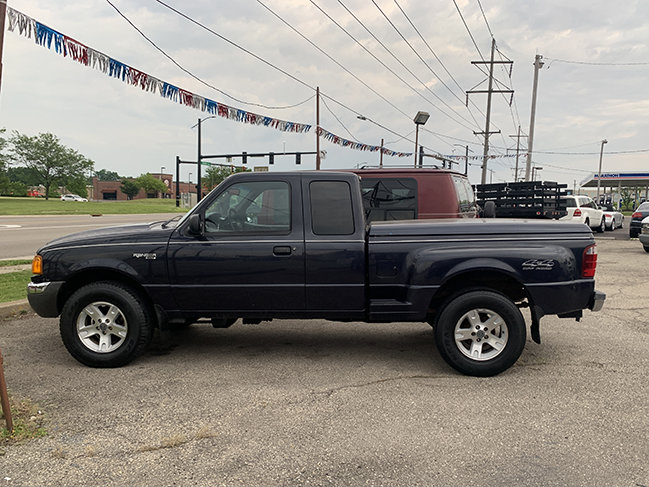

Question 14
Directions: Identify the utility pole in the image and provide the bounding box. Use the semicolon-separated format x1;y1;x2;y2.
316;87;321;170
525;54;544;181
596;139;608;199
509;125;527;181
467;38;513;184
0;0;7;95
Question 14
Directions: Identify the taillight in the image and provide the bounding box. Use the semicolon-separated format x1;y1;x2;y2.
632;212;642;219
573;208;582;217
582;244;597;278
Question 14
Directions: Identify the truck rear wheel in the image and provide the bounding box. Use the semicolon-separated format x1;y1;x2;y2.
434;290;526;376
60;282;154;367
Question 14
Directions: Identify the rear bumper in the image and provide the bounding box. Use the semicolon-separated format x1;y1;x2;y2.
589;290;606;312
526;280;604;316
27;281;63;317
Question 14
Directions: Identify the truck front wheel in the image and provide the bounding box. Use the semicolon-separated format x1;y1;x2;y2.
434;291;526;376
60;282;154;367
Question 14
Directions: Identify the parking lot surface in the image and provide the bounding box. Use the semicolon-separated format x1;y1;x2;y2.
0;238;647;486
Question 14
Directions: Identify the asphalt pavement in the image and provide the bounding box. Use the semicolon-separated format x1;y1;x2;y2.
0;214;180;259
0;238;647;486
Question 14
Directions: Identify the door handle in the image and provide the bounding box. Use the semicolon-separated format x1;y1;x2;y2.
273;246;292;256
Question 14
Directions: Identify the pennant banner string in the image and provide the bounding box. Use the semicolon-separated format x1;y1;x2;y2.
6;7;312;134
316;127;412;157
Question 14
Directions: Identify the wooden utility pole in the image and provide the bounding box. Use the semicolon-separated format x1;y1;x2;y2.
467;39;513;184
525;54;544;181
316;87;320;170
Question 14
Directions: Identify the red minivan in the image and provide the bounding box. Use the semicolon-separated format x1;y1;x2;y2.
348;168;478;222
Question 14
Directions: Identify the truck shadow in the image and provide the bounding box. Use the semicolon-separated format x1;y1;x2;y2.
148;320;445;371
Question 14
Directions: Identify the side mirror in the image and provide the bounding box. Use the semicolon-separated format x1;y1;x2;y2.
187;214;203;235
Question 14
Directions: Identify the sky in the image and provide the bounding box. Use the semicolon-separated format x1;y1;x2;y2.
1;0;648;189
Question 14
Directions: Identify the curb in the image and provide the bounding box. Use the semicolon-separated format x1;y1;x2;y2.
0;299;32;320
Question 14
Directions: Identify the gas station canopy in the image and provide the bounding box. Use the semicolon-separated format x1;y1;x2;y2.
580;172;649;188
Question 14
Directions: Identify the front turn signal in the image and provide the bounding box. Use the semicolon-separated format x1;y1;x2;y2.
32;255;43;275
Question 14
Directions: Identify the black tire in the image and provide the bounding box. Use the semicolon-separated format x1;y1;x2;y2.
596;217;605;233
584;218;590;229
60;281;154;367
644;246;649;253
434;290;526;377
630;229;638;238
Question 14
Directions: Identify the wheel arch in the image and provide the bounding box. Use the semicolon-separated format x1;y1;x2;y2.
428;269;528;323
57;268;155;322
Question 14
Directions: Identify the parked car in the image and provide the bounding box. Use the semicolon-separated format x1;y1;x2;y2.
348;168;478;222
639;216;649;252
60;194;88;202
629;202;649;238
602;206;624;231
560;195;605;233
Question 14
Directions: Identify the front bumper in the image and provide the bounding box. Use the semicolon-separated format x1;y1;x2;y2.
27;281;64;317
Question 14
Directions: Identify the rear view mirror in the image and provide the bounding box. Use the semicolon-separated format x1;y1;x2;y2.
187;214;203;235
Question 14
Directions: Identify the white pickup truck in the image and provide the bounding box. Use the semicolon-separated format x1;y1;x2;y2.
561;195;605;233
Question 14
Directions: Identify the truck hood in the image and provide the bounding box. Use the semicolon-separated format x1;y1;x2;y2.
39;221;175;252
369;218;592;237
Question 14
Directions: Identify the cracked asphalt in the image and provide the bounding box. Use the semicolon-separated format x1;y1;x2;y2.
0;238;647;486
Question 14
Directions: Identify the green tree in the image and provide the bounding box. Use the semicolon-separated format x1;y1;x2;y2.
7;166;40;186
620;188;634;211
135;173;167;197
95;169;121;181
203;165;249;191
9;132;94;200
120;179;141;200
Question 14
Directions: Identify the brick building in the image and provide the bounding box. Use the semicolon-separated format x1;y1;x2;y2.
89;173;196;201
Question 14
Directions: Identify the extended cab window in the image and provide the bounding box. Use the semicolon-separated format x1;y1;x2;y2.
204;181;290;233
310;181;355;235
359;178;417;222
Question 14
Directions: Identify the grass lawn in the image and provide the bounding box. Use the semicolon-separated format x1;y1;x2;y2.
0;270;31;303
0;197;187;216
0;260;32;267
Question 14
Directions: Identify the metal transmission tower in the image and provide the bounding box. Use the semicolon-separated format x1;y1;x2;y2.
509;125;528;181
466;39;513;184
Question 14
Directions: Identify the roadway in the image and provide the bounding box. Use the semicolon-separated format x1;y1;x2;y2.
0;213;179;259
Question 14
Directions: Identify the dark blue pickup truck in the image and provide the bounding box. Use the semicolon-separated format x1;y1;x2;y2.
27;171;605;376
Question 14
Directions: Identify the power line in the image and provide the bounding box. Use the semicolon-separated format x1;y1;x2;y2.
476;0;493;38
320;96;359;142
306;0;479;131
393;0;486;120
546;58;649;66
106;0;313;110
368;0;481;130
151;0;452;156
452;0;484;61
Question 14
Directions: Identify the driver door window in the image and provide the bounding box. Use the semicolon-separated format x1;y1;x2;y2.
204;181;290;233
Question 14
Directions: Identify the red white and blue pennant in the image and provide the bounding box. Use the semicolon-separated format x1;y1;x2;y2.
6;7;312;134
316;127;412;157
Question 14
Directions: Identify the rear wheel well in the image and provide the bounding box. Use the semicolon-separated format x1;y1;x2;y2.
58;270;155;324
428;271;527;321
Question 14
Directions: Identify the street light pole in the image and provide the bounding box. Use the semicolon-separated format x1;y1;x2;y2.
596;139;608;199
413;111;430;168
160;166;165;198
